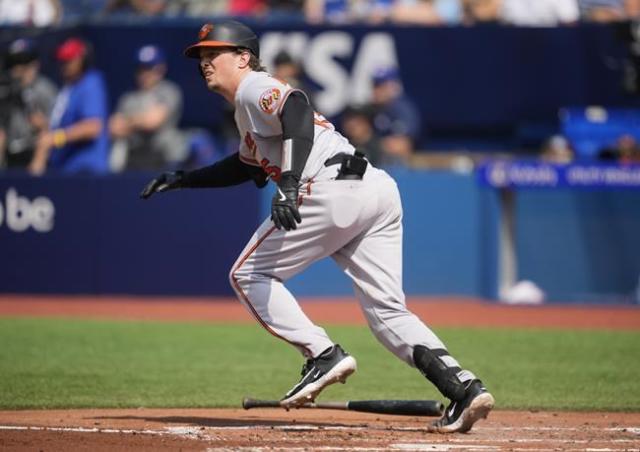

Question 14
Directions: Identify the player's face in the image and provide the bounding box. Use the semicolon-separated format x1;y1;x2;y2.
199;47;241;92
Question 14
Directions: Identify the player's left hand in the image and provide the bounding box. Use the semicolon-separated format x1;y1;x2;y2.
140;171;185;199
271;173;301;231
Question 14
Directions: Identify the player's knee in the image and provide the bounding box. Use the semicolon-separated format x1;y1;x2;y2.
229;260;255;290
228;263;244;290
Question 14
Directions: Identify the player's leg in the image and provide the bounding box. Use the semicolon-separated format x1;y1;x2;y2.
332;169;494;433
230;184;358;406
230;216;333;359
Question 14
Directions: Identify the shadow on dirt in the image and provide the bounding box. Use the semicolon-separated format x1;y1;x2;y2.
89;415;362;428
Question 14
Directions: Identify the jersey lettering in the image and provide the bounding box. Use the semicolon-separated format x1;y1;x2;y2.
245;132;281;182
261;158;281;182
244;132;258;158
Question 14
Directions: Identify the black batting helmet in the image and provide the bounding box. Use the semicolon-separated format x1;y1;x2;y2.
184;21;259;59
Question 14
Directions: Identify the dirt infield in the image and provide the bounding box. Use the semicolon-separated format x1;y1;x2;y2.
1;294;639;329
1;295;639;450
0;408;639;451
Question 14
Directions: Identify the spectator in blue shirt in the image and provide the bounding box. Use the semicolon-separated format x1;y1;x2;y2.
368;66;422;165
29;37;110;175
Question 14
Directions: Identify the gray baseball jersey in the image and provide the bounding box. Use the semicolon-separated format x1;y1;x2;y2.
235;71;353;183
229;70;475;383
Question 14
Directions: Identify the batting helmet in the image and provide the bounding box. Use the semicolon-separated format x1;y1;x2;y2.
184;21;259;59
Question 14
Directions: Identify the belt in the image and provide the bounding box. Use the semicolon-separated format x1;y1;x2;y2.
324;151;368;180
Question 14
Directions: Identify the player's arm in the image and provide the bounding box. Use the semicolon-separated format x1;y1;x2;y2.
140;152;268;199
270;92;314;231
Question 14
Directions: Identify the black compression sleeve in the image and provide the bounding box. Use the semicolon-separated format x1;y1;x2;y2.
280;92;314;180
181;152;268;189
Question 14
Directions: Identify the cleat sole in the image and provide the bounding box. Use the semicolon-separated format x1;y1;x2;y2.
428;392;495;434
280;356;357;409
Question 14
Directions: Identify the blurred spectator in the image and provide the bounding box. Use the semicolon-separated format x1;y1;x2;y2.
598;134;640;163
28;37;110;175
434;0;464;23
273;51;301;86
0;0;62;26
390;0;444;25
166;0;228;16
627;0;640;17
0;38;58;170
109;45;187;171
391;0;463;25
58;0;110;22
305;0;394;24
578;0;640;22
367;66;422;165
104;0;167;15
228;0;266;16
340;105;388;166
462;0;500;24
540;135;574;164
179;129;223;170
363;0;395;23
501;0;579;26
272;50;316;106
264;0;305;21
304;0;348;23
617;134;640;163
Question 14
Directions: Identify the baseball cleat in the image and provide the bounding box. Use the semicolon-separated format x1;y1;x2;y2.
280;344;357;408
429;379;494;434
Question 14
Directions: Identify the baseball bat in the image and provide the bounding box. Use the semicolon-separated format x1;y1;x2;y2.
242;397;444;417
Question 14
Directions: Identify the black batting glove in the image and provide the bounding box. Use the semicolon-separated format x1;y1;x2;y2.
140;171;185;199
271;172;301;231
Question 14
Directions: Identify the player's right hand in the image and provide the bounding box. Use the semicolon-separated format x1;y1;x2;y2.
140;171;185;199
271;173;301;231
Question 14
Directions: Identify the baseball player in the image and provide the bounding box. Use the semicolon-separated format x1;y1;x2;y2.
141;20;494;433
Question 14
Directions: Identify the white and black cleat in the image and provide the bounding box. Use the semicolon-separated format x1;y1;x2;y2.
429;379;495;433
280;344;357;409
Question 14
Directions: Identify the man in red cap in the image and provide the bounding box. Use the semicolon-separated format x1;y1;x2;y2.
29;37;109;175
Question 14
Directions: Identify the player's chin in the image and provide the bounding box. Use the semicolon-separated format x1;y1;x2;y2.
205;79;218;90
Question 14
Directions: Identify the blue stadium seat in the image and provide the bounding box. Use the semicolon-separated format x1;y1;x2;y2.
560;106;640;159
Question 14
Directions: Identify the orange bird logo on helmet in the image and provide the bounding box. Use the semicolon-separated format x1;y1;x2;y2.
199;24;213;41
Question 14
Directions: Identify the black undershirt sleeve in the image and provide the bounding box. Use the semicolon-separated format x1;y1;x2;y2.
181;152;268;189
280;92;314;180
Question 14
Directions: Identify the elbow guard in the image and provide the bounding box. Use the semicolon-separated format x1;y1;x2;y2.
280;92;314;179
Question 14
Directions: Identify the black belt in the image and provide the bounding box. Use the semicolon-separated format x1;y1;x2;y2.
324;151;368;180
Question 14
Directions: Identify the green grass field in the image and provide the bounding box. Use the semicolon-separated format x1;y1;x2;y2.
0;317;638;411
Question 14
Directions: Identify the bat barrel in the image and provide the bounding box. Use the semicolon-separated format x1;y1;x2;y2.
347;400;444;417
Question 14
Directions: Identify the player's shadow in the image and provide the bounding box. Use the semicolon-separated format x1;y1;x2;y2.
90;415;356;428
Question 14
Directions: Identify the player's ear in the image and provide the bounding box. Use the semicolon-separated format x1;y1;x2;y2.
237;50;251;69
